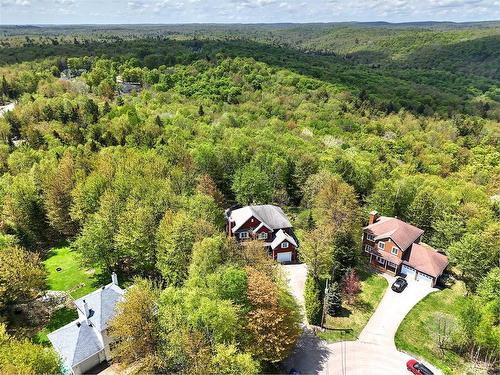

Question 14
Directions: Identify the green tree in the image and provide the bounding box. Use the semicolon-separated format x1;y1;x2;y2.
312;174;359;236
187;234;225;287
326;281;342;316
108;279;161;369
41;151;78;237
232;164;272;205
1;172;48;248
0;323;60;375
300;228;334;280
448;231;498;290
211;344;259;374
115;203;158;274
0;245;46;310
304;273;323;325
156;210;215;286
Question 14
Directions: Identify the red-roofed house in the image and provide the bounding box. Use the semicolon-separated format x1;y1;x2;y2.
363;211;448;287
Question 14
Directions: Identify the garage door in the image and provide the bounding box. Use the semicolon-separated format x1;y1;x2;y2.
416;272;434;286
277;252;292;263
401;264;416;278
78;352;102;374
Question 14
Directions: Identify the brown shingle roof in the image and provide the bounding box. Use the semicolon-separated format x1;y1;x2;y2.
364;216;424;251
370;248;402;265
404;243;449;278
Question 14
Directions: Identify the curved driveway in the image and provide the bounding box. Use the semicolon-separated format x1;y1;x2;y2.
283;264;443;375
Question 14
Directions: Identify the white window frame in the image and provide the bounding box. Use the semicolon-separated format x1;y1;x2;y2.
378;241;385;250
364;244;373;253
239;232;249;239
257;232;268;240
391;247;398;255
366;233;375;241
281;242;289;249
375;256;386;265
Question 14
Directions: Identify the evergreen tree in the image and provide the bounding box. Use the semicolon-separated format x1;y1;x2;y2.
326;282;342;317
304;273;323;325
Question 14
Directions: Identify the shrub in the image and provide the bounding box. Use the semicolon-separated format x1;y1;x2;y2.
304;273;323;325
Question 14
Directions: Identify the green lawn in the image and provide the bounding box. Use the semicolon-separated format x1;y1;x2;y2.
33;307;78;346
319;269;388;342
395;282;480;375
43;246;99;299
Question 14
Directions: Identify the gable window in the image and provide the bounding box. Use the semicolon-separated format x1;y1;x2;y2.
378;241;385;250
366;233;375;241
364;244;373;253
391;248;398;255
258;232;268;240
281;242;289;249
239;232;249;239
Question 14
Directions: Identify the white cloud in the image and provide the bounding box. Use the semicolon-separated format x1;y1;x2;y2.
1;0;499;24
1;0;31;6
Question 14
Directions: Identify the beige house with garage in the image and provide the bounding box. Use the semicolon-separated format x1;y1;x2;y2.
363;211;448;287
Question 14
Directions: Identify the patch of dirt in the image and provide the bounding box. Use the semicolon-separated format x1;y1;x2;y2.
8;291;73;337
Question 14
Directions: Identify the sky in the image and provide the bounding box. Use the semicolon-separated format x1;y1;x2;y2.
0;0;499;24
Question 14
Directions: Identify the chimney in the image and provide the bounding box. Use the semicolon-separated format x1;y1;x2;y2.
368;210;380;225
83;299;90;325
111;272;118;286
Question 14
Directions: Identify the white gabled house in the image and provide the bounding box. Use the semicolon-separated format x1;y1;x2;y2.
48;273;124;375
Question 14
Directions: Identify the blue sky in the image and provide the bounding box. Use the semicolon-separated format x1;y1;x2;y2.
1;0;499;24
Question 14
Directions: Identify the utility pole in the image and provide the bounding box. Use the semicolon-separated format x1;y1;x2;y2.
321;278;329;328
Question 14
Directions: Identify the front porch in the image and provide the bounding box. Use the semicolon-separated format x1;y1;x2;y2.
369;253;399;275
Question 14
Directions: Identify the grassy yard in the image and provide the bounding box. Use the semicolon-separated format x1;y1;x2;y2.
33;307;78;345
319;269;388;342
395;281;481;375
43;245;99;299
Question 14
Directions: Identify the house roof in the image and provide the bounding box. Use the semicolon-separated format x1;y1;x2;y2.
270;229;297;249
229;205;292;233
369;248;402;265
404;243;449;278
74;283;125;332
364;216;424;251
48;320;104;367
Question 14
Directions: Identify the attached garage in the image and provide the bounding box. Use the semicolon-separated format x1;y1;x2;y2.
400;264;416;278
73;351;103;375
277;251;292;263
416;272;434;286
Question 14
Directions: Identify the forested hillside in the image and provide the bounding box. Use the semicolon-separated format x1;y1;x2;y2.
0;24;498;374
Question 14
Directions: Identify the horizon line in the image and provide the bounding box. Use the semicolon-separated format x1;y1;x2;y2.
1;19;500;27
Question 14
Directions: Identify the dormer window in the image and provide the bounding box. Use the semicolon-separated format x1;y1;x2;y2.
281;242;289;249
378;241;385;250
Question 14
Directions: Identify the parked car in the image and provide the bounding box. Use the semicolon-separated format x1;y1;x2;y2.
392;277;408;293
406;359;434;375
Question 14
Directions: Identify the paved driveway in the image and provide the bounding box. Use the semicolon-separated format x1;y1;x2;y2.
358;274;434;348
283;265;442;375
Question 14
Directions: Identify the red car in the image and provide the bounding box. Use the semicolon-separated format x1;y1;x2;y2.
406;359;434;375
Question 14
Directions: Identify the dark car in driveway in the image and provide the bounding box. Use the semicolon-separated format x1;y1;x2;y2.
392;277;408;293
406;359;434;375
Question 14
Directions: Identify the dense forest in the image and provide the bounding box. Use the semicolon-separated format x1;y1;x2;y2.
0;23;498;374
